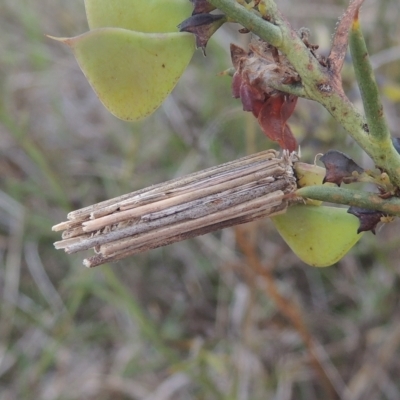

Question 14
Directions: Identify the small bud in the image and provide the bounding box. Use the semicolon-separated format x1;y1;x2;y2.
320;150;364;186
179;14;226;53
190;0;216;15
347;207;385;234
229;42;299;152
230;43;247;70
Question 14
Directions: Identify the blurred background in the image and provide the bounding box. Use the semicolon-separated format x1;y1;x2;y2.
1;0;400;399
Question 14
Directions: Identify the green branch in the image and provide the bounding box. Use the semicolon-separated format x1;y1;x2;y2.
349;13;390;142
296;185;400;217
207;0;400;189
208;0;326;83
207;0;368;144
349;12;400;184
207;0;282;46
268;81;306;98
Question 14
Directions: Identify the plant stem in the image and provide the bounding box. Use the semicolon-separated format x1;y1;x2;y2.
349;11;400;185
207;0;362;135
208;0;400;189
296;185;400;216
207;0;282;46
350;11;391;142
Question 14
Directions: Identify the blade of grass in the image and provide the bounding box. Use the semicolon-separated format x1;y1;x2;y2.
0;109;70;209
97;267;179;361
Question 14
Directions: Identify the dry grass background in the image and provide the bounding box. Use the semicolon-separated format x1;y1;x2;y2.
1;0;400;399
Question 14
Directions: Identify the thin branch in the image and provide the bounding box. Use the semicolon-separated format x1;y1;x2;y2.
296;185;400;216
328;0;365;75
208;0;369;145
349;9;400;182
349;8;390;142
268;81;306;98
207;0;283;46
207;0;400;187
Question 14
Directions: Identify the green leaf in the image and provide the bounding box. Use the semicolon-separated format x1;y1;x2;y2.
52;28;195;121
84;0;192;33
271;205;364;267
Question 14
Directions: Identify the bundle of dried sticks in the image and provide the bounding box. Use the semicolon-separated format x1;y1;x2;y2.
53;150;298;267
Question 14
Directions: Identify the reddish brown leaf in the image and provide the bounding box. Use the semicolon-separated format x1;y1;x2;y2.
280;94;297;121
280;124;298;153
250;100;265;119
347;206;384;234
320;150;364;186
258;95;298;152
328;0;365;74
229;42;299;152
230;43;247;70
239;83;265;116
232;72;265;117
258;97;283;140
232;72;242;98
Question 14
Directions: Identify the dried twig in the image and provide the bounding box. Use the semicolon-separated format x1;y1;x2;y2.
53;150;299;267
